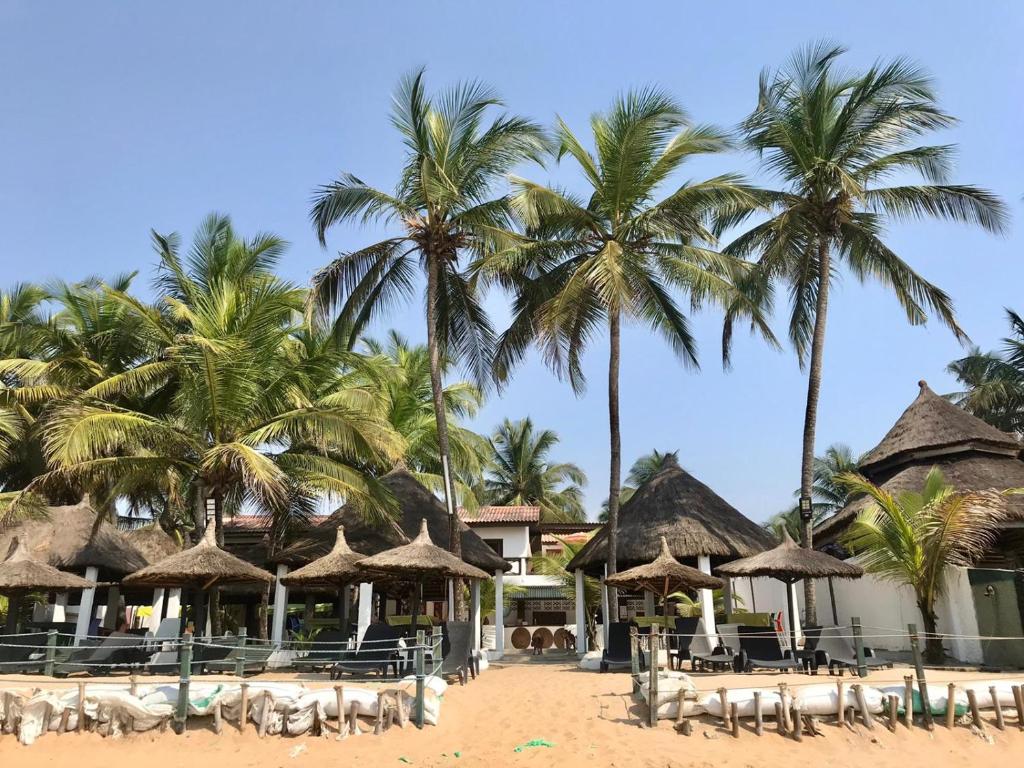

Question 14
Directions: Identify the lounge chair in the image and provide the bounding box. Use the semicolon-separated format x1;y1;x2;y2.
54;632;149;676
600;622;645;673
667;617;699;671
190;634;239;673
204;637;277;676
293;629;350;673
735;625;800;673
689;619;737;672
330;623;403;679
0;632;51;674
814;625;892;676
438;622;474;685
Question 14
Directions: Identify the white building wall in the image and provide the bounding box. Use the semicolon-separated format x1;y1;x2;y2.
476;525;532;575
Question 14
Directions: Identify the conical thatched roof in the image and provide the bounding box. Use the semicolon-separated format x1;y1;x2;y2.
357;519;489;581
123;525;274;588
280;526;365;588
567;456;775;575
273;468;509;573
604;536;722;594
716;530;863;582
126;525;181;564
0;537;99;592
0;499;150;577
859;380;1020;474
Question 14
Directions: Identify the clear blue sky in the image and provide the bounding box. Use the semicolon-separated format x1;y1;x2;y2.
2;2;1021;522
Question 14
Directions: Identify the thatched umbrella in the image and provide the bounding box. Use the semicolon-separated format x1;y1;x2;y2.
357;519;489;635
604;536;722;627
280;526;365;630
123;525;274;634
0;537;99;634
715;530;864;657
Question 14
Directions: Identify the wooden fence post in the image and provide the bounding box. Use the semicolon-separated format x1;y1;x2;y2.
173;633;193;735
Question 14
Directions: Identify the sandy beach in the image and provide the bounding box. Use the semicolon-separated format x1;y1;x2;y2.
3;663;1024;767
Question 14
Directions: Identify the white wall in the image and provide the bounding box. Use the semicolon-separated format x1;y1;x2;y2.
476;525;532;575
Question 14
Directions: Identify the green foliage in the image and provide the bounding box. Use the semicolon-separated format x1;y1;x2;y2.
530;535;601;643
764;443;861;538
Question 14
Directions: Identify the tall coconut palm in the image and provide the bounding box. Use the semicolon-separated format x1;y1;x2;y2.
485;89;771;584
309;70;547;570
840;468;1014;663
727;44;1008;623
765;443;861;540
598;449;679;522
947;309;1024;435
484;417;586;522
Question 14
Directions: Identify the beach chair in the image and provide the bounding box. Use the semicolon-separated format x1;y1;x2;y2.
813;625;892;676
438;622;474;685
0;632;51;674
689;619;737;672
204;637;277;676
667;617;699;671
190;634;239;673
293;629;350;673
54;631;149;676
600;622;645;673
330;622;403;679
735;625;800;673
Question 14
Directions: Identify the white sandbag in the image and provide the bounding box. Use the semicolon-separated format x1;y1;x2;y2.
396;674;448;697
960;680;1024;709
639;673;701;720
794;683;885;716
476;650;489;673
701;687;785;718
578;650;603;671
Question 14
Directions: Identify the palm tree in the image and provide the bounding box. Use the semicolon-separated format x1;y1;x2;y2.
597;449;679;522
308;70;547;572
839;468;1014;663
947;309;1024;435
486;89;772;585
727;43;1008;624
531;535;601;646
765;442;862;539
484;417;586;522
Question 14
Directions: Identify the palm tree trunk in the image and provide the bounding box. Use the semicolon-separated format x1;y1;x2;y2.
425;251;466;619
606;310;622;617
918;601;944;665
799;238;831;627
209;491;225;636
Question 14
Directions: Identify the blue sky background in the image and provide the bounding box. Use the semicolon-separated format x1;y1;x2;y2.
1;2;1021;522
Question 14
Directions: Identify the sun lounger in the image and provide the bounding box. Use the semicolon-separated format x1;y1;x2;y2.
668;617;705;670
190;634;239;672
293;629;350;673
736;625;800;672
439;622;473;685
330;622;403;679
814;625;892;676
600;622;645;673
688;619;737;672
204;638;276;676
0;632;51;674
54;631;149;676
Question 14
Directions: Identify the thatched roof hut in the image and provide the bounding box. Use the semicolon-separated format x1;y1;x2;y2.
126;525;181;564
604;536;723;594
816;381;1024;550
567;455;775;576
274;468;509;573
0;537;98;592
716;530;863;581
123;525;274;588
358;519;490;581
280;526;365;589
0;499;150;577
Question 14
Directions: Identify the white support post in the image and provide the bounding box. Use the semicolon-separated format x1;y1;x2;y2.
697;555;717;639
470;580;481;652
148;588;166;633
74;566;100;645
101;585;121;630
271;564;289;644
788;582;802;646
493;569;504;659
574;568;588;657
447;578;455;621
601;562;610;650
356;582;373;645
166;588;182;622
53;592;68;623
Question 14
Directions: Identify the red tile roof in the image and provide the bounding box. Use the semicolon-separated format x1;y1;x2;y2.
458;505;541;524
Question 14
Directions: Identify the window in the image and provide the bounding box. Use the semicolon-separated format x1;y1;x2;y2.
483;538;504;558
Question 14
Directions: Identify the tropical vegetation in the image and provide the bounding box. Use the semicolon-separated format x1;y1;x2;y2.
531;534;601;646
765;443;860;539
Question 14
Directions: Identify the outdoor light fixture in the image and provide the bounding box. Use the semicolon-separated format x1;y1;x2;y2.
798;495;813;522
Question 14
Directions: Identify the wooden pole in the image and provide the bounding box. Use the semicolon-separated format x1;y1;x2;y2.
1012;685;1024;730
648;624;659;728
414;630;425;729
903;675;914;728
173;632;193;735
774;702;786;735
946;683;957;729
792;704;803;742
44;629;57;677
239;682;249;733
335;685;347;740
213;701;223;735
77;682;86;733
851;617;867;678
887;695;897;732
374;691;385;735
966;689;983;731
349;701;361;736
753;691;763;736
778;683;790;732
258;692;273;738
836;680;845;725
908;624;934;730
2;692;13;735
730;702;740;738
853;684;873;729
990;686;1004;731
674;689;686;729
718;688;730;731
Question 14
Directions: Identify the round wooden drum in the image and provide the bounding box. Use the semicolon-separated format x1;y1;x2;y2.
532;627;554;649
511;626;531;649
553;627;571;649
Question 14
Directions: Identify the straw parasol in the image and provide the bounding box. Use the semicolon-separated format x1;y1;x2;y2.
0;537;99;634
124;525;274;633
604;535;722;626
357;519;489;633
716;530;863;657
280;526;366;630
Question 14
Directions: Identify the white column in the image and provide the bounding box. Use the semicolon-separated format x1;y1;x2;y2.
74;566;99;645
574;568;588;656
697;555;717;639
446;578;455;621
470;580;481;652
493;569;504;659
601;563;610;649
148;588;166;633
166;588;182;623
788;582;802;645
356;582;373;645
53;593;68;623
271;564;289;644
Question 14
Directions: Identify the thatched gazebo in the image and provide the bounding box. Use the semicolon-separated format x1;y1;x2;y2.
566;455;774;653
0;538;98;634
717;530;863;657
123;525;274;634
280;526;366;630
358;519;489;635
816;381;1024;565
